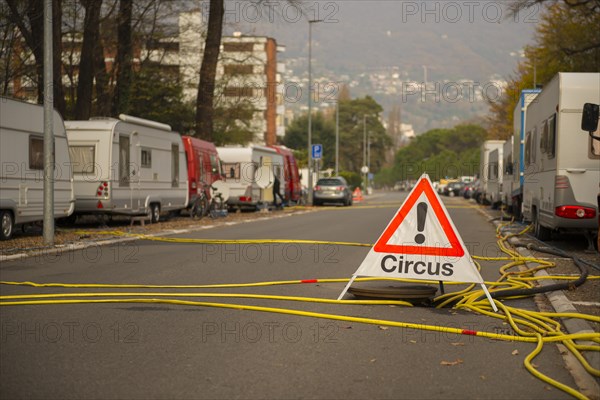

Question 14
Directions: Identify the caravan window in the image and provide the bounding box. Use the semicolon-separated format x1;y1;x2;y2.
531;127;537;163
141;148;152;168
29;136;44;170
540;121;548;154
524;131;531;166
222;163;240;179
171;144;179;187
547;114;556;159
69;146;95;174
210;154;220;174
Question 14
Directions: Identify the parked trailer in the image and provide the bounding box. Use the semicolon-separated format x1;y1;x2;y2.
501;137;514;211
217;146;285;210
64;115;188;223
0;97;75;240
269;145;302;204
182;136;223;206
479;140;504;204
512;89;541;218
486;146;504;209
522;72;600;241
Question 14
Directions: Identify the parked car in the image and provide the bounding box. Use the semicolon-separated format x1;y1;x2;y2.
313;177;353;206
443;181;466;197
461;180;478;199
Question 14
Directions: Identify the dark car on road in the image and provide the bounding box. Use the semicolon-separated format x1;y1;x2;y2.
313;177;353;206
443;181;466;197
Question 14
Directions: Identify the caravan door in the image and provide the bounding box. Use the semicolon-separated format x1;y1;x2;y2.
117;133;140;212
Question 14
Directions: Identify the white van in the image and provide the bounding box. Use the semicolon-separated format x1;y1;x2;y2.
217;146;285;210
486;146;504;209
64;115;188;223
501;137;514;211
0;97;75;240
479;140;504;205
522;72;600;240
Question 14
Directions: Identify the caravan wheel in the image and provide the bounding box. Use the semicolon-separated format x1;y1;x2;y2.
533;208;551;241
150;204;160;223
1;211;14;240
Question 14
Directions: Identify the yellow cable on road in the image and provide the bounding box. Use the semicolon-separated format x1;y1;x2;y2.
2;219;599;399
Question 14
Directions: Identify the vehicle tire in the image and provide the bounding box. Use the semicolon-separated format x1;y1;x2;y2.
533;208;551;241
1;210;14;240
313;200;321;206
150;203;160;223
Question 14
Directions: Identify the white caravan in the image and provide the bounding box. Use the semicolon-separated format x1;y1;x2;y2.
479;140;504;205
64;115;188;222
501;137;514;210
217;146;285;210
486;147;504;209
522;72;600;240
0;97;75;239
512;89;541;218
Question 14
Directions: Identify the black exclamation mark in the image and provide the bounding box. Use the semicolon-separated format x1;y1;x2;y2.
415;202;428;244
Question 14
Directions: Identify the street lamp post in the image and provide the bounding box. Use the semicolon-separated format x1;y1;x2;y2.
307;19;322;205
363;114;367;191
335;100;339;176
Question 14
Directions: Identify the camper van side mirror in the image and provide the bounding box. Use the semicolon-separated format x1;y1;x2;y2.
581;103;599;133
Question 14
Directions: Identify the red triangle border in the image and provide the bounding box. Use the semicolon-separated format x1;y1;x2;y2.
373;177;465;257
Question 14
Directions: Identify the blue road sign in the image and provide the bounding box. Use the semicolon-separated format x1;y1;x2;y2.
312;144;323;159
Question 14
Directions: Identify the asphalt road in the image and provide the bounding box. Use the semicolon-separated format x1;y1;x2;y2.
0;191;580;399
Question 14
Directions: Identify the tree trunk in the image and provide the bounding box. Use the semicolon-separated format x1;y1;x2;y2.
93;38;110;116
75;0;102;120
112;0;133;116
195;0;224;141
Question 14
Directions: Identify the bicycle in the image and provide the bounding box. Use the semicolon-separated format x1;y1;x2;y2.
208;185;227;218
190;184;209;220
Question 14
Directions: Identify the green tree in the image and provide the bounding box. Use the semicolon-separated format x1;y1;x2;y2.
487;1;599;140
284;96;392;176
383;124;487;182
128;67;194;134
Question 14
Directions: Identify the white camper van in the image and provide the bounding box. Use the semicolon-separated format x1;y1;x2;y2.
64;115;188;222
501;137;514;211
486;147;504;209
0;97;75;240
479;140;504;205
512;89;541;218
217;146;285;210
522;72;600;240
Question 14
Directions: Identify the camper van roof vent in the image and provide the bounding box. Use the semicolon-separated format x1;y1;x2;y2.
119;114;172;131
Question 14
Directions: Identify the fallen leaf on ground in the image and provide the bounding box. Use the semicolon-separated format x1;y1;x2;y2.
440;359;463;366
370;358;376;363
451;342;465;346
480;375;486;380
409;340;417;344
512;350;519;355
378;326;389;330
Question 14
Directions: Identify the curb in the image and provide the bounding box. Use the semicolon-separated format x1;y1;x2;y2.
0;209;314;263
480;212;600;397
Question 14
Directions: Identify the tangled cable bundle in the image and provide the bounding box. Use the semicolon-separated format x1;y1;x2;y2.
2;222;599;399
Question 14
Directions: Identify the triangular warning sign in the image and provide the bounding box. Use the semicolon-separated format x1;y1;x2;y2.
338;174;496;311
373;176;464;257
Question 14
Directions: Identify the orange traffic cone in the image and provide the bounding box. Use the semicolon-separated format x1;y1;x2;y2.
353;187;364;202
